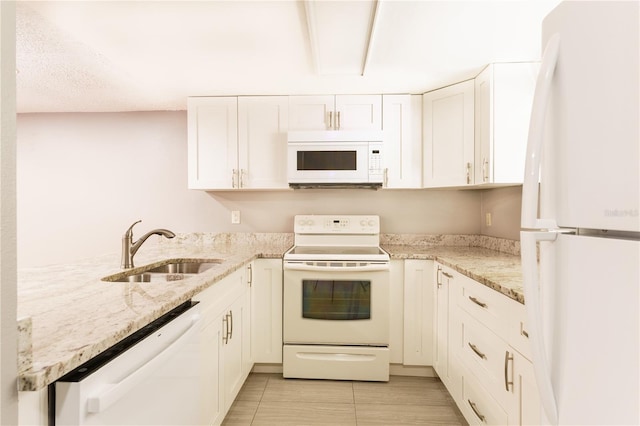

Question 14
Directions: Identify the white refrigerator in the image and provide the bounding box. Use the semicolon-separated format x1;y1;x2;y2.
521;1;639;426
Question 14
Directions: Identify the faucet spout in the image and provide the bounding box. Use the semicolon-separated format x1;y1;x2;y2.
121;220;176;269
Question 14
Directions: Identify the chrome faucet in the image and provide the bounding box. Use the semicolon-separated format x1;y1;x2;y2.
121;220;176;269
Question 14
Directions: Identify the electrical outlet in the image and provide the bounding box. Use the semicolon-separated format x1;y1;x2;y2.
231;210;241;224
485;212;492;227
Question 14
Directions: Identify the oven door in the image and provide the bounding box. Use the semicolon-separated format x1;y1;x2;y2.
287;142;375;184
283;260;390;346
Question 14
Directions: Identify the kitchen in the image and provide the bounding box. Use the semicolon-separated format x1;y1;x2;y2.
1;1;638;425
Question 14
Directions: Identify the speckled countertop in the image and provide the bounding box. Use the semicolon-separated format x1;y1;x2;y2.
382;244;524;304
17;233;293;391
17;233;523;392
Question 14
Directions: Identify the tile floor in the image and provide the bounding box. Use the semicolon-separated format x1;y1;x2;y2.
222;373;468;425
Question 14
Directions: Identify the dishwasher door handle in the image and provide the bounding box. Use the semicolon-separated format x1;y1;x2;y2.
86;312;201;414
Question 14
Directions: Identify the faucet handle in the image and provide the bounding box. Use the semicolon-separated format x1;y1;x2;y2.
124;220;142;237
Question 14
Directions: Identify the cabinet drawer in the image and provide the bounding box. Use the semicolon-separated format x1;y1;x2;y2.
461;367;509;426
507;297;533;361
460;309;513;408
458;275;510;340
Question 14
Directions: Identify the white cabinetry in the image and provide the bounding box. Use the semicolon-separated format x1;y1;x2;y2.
288;95;382;131
423;80;475;187
474;63;538;185
403;259;434;365
454;272;540;426
188;97;238;189
433;263;463;400
382;95;422;188
238;96;289;189
193;263;253;424
389;260;405;364
188;96;289;190
251;259;283;363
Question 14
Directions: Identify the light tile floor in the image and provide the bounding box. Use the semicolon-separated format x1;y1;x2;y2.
222;373;468;425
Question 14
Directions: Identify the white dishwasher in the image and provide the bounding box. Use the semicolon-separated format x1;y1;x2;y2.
53;301;205;425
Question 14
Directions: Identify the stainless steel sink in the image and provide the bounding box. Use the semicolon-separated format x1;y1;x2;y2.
146;261;220;274
102;259;223;283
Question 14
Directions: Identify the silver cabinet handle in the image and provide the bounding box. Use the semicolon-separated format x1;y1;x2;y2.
228;310;234;340
504;351;514;392
469;296;487;308
468;343;487;360
442;271;453;279
521;322;529;338
247;264;253;287
466;162;472;184
222;315;229;344
328;111;333;129
483;158;489;182
468;399;486;422
232;169;238;188
240;169;245;188
436;265;442;288
336;111;341;130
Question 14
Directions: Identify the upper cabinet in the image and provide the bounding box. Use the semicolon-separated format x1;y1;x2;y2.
474;63;538;185
382;95;422;188
423;80;475;188
188;97;238;190
188;96;289;190
288;95;382;131
238;96;289;189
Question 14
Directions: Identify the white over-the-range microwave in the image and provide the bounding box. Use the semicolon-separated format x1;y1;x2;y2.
287;130;384;188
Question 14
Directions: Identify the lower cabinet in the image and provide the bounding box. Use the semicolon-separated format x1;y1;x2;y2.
194;263;253;425
251;259;283;363
403;259;434;366
438;262;541;426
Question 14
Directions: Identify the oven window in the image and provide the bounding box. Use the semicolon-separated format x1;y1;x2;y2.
302;280;371;320
297;151;357;171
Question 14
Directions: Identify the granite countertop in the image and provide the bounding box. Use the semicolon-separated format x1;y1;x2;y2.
17;233;293;391
382;244;524;304
17;233;523;392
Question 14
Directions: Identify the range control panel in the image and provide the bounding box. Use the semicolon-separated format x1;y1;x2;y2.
294;215;380;234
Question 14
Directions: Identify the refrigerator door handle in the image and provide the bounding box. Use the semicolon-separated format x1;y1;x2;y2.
521;230;559;425
522;33;561;230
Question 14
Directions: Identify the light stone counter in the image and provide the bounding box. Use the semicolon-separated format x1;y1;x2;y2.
381;232;523;303
17;232;522;392
17;233;292;391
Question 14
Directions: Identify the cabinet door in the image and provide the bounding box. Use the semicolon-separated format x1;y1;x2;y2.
423;80;475;187
434;264;449;379
388;260;405;364
238;97;289;189
187;97;238;189
288;95;334;130
382;95;422;188
403;259;434;365
222;294;245;413
252;259;283;363
200;309;224;426
510;351;542;426
335;94;382;131
475;63;538;184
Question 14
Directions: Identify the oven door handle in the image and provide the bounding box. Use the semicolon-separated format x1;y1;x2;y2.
283;262;389;272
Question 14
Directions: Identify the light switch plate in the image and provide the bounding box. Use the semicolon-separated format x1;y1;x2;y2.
485;212;492;227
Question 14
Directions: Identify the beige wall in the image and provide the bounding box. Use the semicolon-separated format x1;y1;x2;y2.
17;111;521;267
480;186;523;240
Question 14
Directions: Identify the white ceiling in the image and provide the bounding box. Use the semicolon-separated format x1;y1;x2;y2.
15;0;561;113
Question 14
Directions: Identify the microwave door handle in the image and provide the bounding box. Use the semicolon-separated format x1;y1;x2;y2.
283;262;389;272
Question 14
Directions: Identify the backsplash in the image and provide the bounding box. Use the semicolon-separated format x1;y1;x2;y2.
159;232;519;256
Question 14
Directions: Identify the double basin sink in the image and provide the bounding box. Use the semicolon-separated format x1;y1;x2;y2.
102;259;222;283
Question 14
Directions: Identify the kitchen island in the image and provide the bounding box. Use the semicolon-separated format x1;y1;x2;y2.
17;233;523;392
